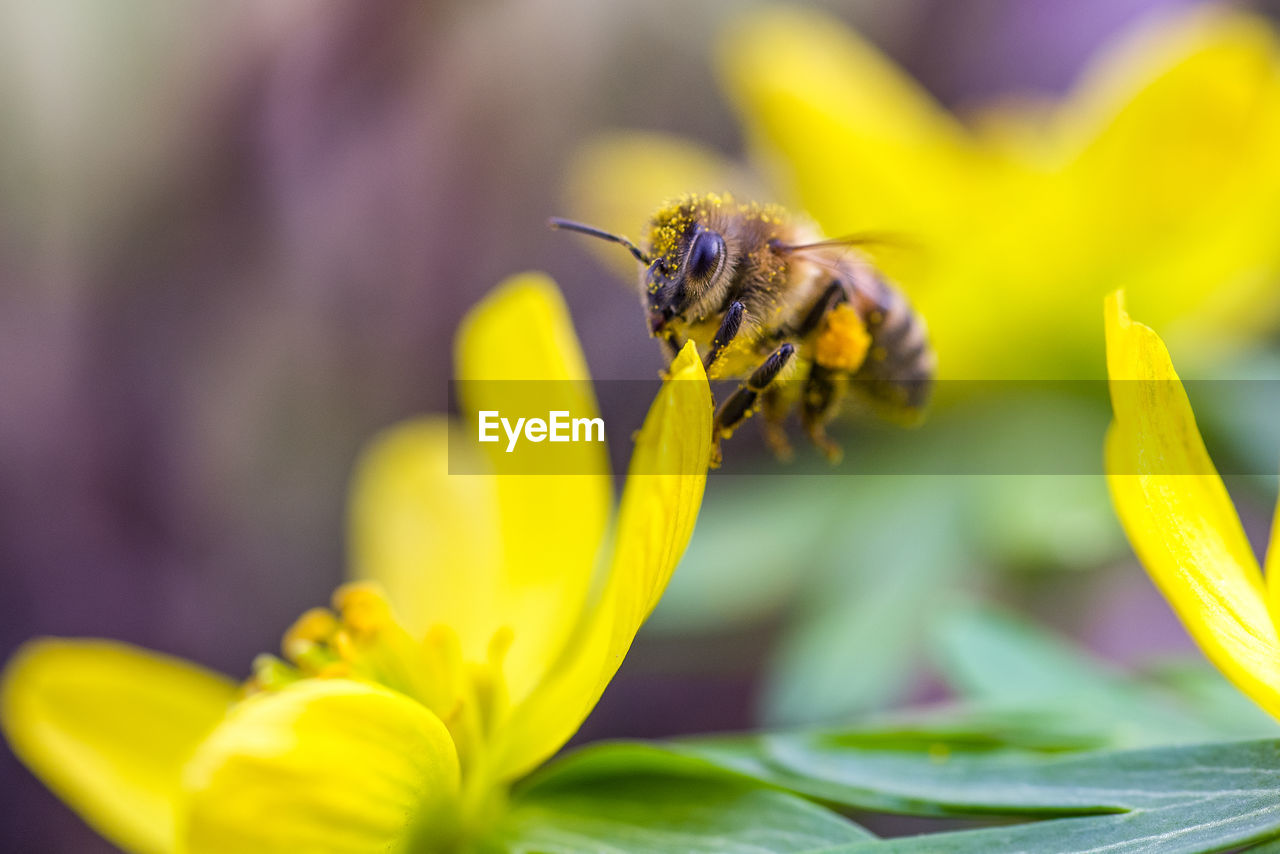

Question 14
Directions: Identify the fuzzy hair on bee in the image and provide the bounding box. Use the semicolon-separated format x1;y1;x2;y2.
551;192;934;466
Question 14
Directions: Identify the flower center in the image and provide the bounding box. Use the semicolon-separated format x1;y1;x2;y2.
247;582;513;799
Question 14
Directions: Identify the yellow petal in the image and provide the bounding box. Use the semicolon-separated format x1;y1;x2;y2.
715;6;1019;380
456;272;598;387
1063;8;1280;174
717;5;975;239
350;273;604;706
716;5;1280;379
564;132;757;280
1267;481;1280;620
348;417;502;654
181;679;460;854
491;341;711;781
455;274;612;704
1104;292;1280;717
601;341;713;635
353;276;612;707
1;639;234;854
1065;10;1280;354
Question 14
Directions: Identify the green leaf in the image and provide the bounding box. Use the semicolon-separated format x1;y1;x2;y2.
496;743;873;853
690;733;1280;851
750;735;1280;814
654;396;1132;729
966;475;1122;573
649;475;829;634
1141;659;1280;739
1185;360;1280;486
932;605;1280;746
933;604;1127;704
824;799;1280;853
761;477;969;724
521;732;1280;852
650;469;972;724
519;741;752;793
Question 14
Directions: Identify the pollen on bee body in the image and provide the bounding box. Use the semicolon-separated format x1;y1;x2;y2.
815;303;871;372
477;410;605;453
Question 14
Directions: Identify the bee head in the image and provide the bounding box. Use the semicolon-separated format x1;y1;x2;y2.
640;194;742;336
643;224;728;335
548;193;739;338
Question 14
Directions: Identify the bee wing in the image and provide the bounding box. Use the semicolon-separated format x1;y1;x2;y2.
778;232;925;294
775;231;916;254
782;246;849;282
772;236;883;283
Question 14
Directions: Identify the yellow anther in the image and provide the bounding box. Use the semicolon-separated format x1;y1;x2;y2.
242;654;301;696
332;582;394;637
317;661;352;679
487;626;514;669
417;624;467;718
424;623;462;654
815;303;871;372
466;664;505;743
331;630;359;663
282;607;338;661
249;653;297;686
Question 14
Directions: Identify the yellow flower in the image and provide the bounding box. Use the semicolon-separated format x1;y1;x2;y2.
1104;290;1280;718
568;6;1280;378
1;273;712;853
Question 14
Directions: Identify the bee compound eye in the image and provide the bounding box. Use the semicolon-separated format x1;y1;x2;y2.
686;230;725;283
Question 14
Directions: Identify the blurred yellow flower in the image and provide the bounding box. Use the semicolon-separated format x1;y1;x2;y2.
1;274;712;853
1105;290;1280;719
569;6;1280;378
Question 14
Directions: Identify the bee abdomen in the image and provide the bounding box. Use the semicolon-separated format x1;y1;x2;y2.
851;276;934;414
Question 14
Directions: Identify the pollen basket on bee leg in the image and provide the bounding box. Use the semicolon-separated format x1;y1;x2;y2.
815;303;871;372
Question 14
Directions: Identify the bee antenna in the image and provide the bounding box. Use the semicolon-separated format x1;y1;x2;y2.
548;217;650;265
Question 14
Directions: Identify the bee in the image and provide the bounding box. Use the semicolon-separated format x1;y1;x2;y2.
551;193;934;466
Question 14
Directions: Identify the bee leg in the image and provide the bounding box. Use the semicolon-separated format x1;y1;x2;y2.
801;365;846;464
659;331;684;365
703;301;745;373
793;279;847;338
712;342;795;465
761;386;795;462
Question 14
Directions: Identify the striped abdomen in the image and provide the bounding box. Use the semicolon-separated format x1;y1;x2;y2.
844;270;935;415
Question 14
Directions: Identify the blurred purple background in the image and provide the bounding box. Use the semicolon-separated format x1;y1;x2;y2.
1;0;1270;849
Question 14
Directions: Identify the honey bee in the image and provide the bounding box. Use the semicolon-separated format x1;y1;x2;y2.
551;193;934;466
